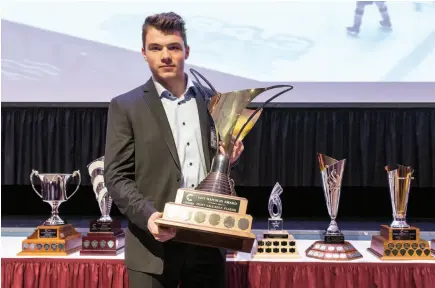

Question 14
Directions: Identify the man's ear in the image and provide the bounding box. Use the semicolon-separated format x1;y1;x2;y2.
141;47;148;62
185;45;190;60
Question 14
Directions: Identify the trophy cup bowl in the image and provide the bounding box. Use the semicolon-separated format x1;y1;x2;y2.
254;183;300;259
305;154;362;261
155;69;293;253
17;170;82;256
368;165;433;260
80;156;125;256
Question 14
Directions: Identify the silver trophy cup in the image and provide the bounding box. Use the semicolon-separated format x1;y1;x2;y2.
385;165;414;228
88;156;112;222
318;153;346;236
30;169;81;226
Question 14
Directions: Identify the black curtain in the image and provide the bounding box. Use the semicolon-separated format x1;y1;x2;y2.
2;107;435;188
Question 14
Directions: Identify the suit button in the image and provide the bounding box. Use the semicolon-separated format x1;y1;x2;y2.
177;177;180;182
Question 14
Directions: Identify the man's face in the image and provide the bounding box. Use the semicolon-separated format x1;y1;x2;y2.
142;27;189;81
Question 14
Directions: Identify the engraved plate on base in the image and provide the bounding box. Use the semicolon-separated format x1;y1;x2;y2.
368;225;433;260
155;189;256;253
18;224;82;256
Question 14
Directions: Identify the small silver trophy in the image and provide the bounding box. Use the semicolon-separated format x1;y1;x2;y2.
254;182;300;258
88;156;112;223
305;153;362;260
30;169;81;226
80;156;125;256
385;165;413;228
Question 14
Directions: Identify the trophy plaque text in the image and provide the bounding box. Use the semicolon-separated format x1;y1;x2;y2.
368;165;433;260
18;170;82;256
80;156;125;256
254;183;299;258
155;68;294;252
305;154;362;261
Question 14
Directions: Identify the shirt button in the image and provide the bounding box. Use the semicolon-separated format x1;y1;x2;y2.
189;162;193;166
187;142;190;146
191;184;194;187
183;122;186;126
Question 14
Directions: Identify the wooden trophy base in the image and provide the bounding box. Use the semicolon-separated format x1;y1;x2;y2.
254;231;300;259
368;225;434;260
80;220;125;256
155;189;256;253
306;233;362;261
17;224;82;256
431;239;435;256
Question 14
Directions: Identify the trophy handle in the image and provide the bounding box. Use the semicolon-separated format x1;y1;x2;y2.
30;169;43;198
66;170;81;200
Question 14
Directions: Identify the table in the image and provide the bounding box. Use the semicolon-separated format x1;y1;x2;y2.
2;237;435;288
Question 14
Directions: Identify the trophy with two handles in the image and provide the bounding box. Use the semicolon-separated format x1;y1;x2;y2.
18;169;82;256
155;69;294;253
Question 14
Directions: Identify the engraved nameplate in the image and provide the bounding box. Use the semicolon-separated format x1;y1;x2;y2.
392;229;417;240
39;228;58;238
180;191;241;213
324;233;345;244
91;222;113;232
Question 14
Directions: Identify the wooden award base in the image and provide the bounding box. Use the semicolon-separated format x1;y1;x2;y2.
17;224;82;256
80;220;125;256
368;225;434;260
155;188;256;253
431;239;435;256
254;230;300;258
306;233;362;261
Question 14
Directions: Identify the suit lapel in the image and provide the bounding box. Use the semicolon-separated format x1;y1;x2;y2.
194;91;212;170
142;79;181;171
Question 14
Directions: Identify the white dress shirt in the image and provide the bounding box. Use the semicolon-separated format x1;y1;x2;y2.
152;76;207;189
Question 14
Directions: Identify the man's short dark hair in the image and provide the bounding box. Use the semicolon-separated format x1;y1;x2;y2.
142;12;187;48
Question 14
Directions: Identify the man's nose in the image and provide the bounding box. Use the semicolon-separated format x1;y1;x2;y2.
161;48;172;62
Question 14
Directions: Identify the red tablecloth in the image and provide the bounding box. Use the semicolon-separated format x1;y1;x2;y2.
2;258;435;288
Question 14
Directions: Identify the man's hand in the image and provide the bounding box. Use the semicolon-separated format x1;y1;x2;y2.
219;136;244;165
147;212;176;242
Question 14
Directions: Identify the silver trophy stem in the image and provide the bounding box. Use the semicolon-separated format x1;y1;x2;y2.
326;219;340;234
44;201;65;225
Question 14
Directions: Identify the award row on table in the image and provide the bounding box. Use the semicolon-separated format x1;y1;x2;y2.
18;69;435;260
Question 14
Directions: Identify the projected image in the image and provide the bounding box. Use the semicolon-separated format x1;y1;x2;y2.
1;1;435;104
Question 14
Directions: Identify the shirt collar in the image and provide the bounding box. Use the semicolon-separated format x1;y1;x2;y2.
152;74;196;102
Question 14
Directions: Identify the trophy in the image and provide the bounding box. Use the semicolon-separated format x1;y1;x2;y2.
306;154;362;261
254;182;300;258
18;170;82;256
368;165;433;260
431;239;435;256
80;156;125;255
155;69;294;253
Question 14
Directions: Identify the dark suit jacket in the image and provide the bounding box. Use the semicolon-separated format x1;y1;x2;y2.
104;77;217;274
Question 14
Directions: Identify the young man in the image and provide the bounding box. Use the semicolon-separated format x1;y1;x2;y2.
104;12;244;288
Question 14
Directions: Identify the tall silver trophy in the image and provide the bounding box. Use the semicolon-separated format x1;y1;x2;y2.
369;165;433;260
254;182;300;258
18;170;82;256
306;154;362;261
30;170;81;225
80;156;125;256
